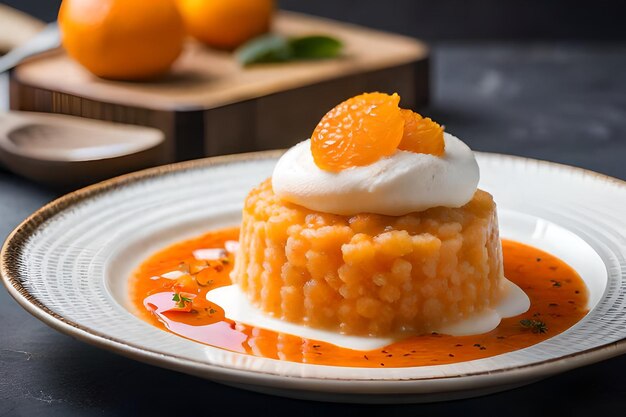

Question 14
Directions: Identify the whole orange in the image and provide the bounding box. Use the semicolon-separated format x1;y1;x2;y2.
58;0;185;80
177;0;274;50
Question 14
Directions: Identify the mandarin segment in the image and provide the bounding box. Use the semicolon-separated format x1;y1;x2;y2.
310;92;404;172
398;109;445;156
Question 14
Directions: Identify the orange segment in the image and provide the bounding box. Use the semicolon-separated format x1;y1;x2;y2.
398;109;445;156
311;92;404;172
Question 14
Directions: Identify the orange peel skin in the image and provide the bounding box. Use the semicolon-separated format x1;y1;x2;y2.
398;109;445;156
310;92;405;172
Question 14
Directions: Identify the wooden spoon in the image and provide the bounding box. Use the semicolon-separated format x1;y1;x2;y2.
0;111;166;187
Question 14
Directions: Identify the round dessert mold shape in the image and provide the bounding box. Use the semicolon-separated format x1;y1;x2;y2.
232;179;505;336
1;151;620;386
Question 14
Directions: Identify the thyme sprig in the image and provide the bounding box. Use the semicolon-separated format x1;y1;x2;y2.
172;293;193;308
520;319;548;334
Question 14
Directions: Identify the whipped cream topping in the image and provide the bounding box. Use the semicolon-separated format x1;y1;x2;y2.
272;132;480;216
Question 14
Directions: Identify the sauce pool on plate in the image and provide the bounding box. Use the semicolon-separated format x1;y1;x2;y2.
129;227;588;368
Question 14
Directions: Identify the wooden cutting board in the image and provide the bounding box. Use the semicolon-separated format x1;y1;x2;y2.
9;11;429;163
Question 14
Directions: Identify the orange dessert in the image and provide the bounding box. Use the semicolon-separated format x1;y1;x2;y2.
232;179;501;336
231;92;509;336
129;92;590;366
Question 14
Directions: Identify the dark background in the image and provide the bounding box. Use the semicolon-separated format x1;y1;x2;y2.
4;0;626;40
2;1;626;416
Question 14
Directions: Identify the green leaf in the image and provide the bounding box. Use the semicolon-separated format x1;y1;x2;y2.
236;34;343;66
289;35;343;60
520;319;547;334
235;34;291;66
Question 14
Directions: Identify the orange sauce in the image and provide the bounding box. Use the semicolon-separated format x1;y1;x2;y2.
129;228;589;368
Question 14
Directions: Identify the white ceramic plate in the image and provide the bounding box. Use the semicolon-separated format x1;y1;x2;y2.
2;151;626;403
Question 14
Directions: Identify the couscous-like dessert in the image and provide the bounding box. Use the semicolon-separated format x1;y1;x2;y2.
232;92;512;336
129;92;588;366
233;179;501;336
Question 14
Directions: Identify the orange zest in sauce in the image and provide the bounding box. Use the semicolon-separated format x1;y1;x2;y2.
130;228;589;368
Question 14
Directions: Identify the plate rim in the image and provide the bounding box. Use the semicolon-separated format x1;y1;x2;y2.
2;149;626;393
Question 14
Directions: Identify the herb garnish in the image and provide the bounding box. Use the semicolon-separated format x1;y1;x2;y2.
520;319;548;334
172;293;193;308
236;34;343;66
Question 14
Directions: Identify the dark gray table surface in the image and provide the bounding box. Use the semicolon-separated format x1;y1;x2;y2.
1;43;625;416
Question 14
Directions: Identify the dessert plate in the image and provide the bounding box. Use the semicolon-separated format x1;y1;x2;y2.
2;151;625;403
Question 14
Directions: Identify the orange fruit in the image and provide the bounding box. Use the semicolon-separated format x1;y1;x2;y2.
311;93;447;171
398;109;445;156
176;0;274;50
311;92;405;172
58;0;185;80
